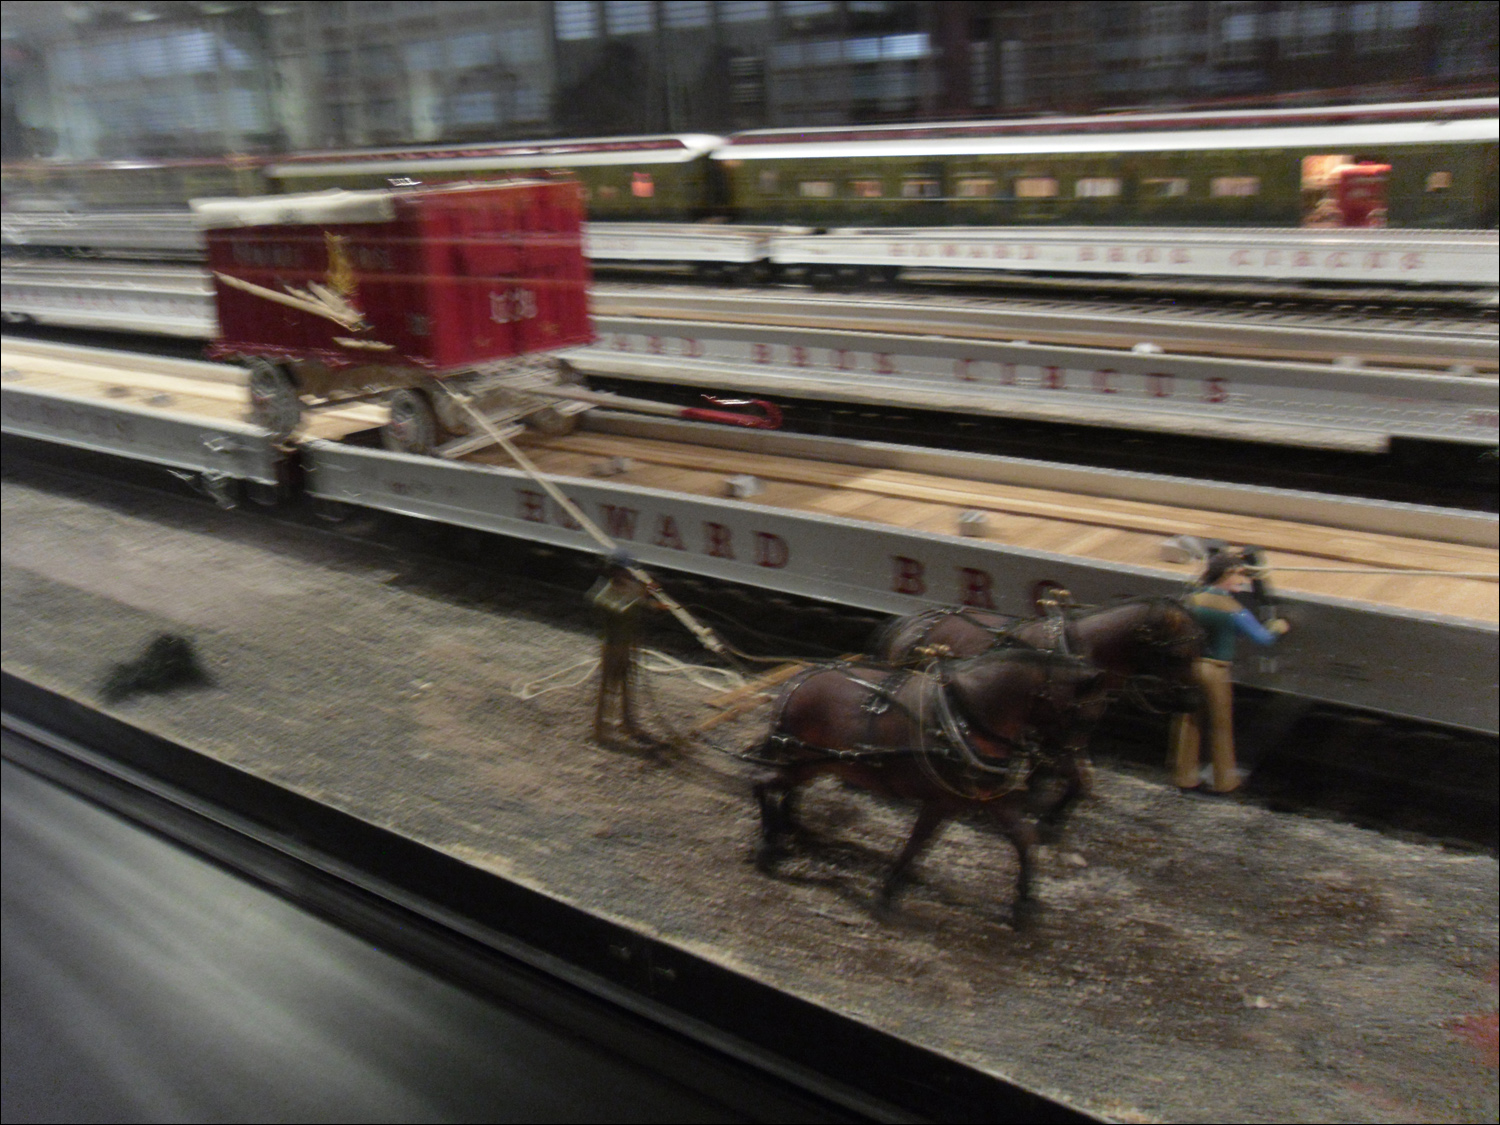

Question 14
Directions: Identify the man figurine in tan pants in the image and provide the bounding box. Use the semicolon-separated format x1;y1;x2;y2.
1173;551;1290;795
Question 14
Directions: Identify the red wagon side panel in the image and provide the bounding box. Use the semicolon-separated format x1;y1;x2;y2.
201;181;592;377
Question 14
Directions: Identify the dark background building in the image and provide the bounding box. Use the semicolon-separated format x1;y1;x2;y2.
3;1;1496;160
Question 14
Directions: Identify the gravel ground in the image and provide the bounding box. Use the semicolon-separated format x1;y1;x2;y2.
3;466;1496;1124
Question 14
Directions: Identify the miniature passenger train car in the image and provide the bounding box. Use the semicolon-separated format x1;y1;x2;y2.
193;181;592;451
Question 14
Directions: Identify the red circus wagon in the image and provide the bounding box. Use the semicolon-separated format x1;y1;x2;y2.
192;181;594;453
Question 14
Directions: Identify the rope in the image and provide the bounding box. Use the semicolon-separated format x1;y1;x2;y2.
510;647;745;701
441;387;735;659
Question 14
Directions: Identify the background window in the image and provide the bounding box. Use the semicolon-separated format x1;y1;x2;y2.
1015;176;1059;198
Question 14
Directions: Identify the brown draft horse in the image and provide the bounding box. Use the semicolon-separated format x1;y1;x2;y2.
869;596;1205;836
748;648;1108;915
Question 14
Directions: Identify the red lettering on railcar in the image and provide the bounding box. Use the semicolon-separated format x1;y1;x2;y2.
1020;245;1037;260
681;338;703;357
789;346;810;367
646;336;664;355
704;522;734;559
993;245;1010;260
1293;251;1312;267
1203;377;1228;404
1169;248;1189;264
1230;250;1250;267
1042;366;1065;389
1264;250;1282;266
1093;369;1118;394
1137;248;1158;263
598;505;639;540
1400;252;1424;271
612;334;632;351
892;556;926;596
1148;373;1174;398
831;349;855;371
943;244;960;257
1078;247;1096;262
752;342;772;364
654;515;685;551
873;353;897;375
755;533;790;569
955;358;978;382
1326;252;1349;269
1107;247;1125;263
957;568;995;609
1364;252;1387;270
518;489;545;522
999;362;1018;386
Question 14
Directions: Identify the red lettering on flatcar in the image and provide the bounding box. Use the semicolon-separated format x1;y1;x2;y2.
655;515;685;551
957;568;995;609
789;345;810;367
1042;366;1065;389
873;353;897;376
703;522;734;559
755;533;790;569
1093;369;1118;394
598;505;639;540
1203;377;1228;404
681;338;703;357
1148;373;1174;398
831;349;855;371
752;342;772;364
892;556;926;596
955;357;978;382
518;490;545;522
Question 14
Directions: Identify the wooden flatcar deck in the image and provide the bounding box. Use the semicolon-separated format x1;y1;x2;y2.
483;431;1497;624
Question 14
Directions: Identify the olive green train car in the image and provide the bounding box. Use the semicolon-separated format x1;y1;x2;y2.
264;135;725;223
715;108;1498;230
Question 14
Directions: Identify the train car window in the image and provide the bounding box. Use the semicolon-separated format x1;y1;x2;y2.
631;172;654;198
900;178;942;199
1014;177;1059;199
1142;177;1189;198
849;179;884;198
956;178;997;198
757;169;779;194
1211;176;1260;197
798;180;835;198
1427;171;1453;192
1074;177;1121;198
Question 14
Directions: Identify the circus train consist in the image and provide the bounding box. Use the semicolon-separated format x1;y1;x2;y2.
4;97;1497;285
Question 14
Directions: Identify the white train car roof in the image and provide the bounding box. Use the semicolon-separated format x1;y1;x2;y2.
715;118;1498;161
268;134;724;179
718;98;1498;160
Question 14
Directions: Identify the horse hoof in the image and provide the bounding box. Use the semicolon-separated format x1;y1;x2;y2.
1011;898;1042;927
754;844;784;873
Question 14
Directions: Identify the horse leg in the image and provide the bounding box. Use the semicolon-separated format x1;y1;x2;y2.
879;803;947;906
752;766;802;870
1036;752;1094;844
993;805;1042;922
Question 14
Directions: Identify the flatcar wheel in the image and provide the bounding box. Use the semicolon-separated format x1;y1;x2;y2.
383;387;440;456
246;359;301;442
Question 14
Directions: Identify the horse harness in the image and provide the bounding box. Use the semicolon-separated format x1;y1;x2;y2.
757;658;1071;798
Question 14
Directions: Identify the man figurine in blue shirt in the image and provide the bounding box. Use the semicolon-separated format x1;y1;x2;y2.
1172;550;1290;795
